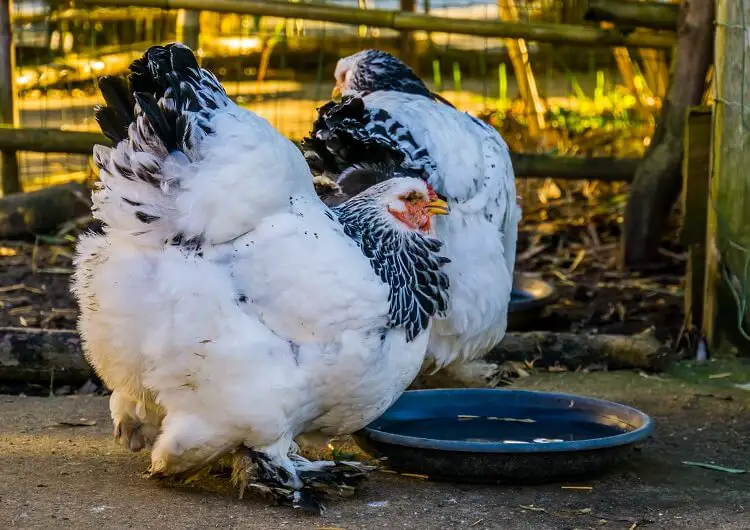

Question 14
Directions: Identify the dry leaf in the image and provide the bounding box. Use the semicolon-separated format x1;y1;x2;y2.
568;249;586;273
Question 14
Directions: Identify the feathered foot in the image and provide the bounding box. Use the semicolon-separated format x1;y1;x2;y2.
413;359;517;389
110;391;162;451
113;416;149;451
231;448;376;514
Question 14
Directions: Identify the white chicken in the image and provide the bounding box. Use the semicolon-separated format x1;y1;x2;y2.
303;49;521;386
72;43;451;511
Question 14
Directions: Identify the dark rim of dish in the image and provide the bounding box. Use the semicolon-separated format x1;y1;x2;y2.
360;389;654;454
509;276;558;313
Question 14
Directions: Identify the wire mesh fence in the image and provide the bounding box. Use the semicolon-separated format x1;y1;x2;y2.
9;0;675;193
708;0;750;346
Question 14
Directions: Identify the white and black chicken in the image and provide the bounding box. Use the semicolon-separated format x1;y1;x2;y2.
303;49;521;386
72;43;451;511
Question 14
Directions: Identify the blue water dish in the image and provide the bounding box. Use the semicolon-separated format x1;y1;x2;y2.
353;388;654;483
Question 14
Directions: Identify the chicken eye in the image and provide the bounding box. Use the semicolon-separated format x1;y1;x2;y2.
401;191;422;203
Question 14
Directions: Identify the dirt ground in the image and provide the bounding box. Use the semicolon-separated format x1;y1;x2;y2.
2;371;749;530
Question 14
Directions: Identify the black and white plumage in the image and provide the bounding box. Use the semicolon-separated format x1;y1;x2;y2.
71;43;451;511
330;49;455;107
303;49;521;384
334;176;451;342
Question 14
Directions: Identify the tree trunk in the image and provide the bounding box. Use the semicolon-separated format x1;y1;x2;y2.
621;0;714;268
497;0;546;137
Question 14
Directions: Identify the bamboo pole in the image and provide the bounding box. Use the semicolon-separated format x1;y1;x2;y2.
604;19;654;116
78;0;677;49
256;37;278;83
0;126;640;181
703;0;750;355
612;47;652;111
638;48;669;99
0;0;20;196
497;0;545;137
584;0;680;31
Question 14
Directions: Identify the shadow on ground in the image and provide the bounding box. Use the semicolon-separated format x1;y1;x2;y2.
1;371;749;529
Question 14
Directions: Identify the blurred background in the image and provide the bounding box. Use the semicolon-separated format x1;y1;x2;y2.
3;0;712;356
10;0;676;192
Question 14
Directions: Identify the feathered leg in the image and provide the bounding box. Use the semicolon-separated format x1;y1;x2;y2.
148;411;239;481
231;441;375;514
441;360;505;388
110;390;162;451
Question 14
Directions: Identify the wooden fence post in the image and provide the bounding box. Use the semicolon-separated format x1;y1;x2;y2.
176;9;201;51
0;0;21;196
680;106;712;331
399;0;416;69
703;0;750;355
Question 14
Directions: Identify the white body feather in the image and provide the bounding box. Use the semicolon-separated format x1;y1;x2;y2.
360;91;521;369
73;89;431;475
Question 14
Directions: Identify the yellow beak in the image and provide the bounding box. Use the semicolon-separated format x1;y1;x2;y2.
426;197;450;216
331;84;342;102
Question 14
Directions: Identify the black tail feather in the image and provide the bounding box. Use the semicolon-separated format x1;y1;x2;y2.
91;42;233;243
134;92;180;153
94;43;184;144
166;43;201;80
303;95;438;199
95;76;136;143
302;98;404;183
130;44;173;94
94;43;227;163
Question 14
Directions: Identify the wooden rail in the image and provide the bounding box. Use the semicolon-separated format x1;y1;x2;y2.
584;0;680;32
76;0;677;49
12;7;173;25
0;126;639;182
